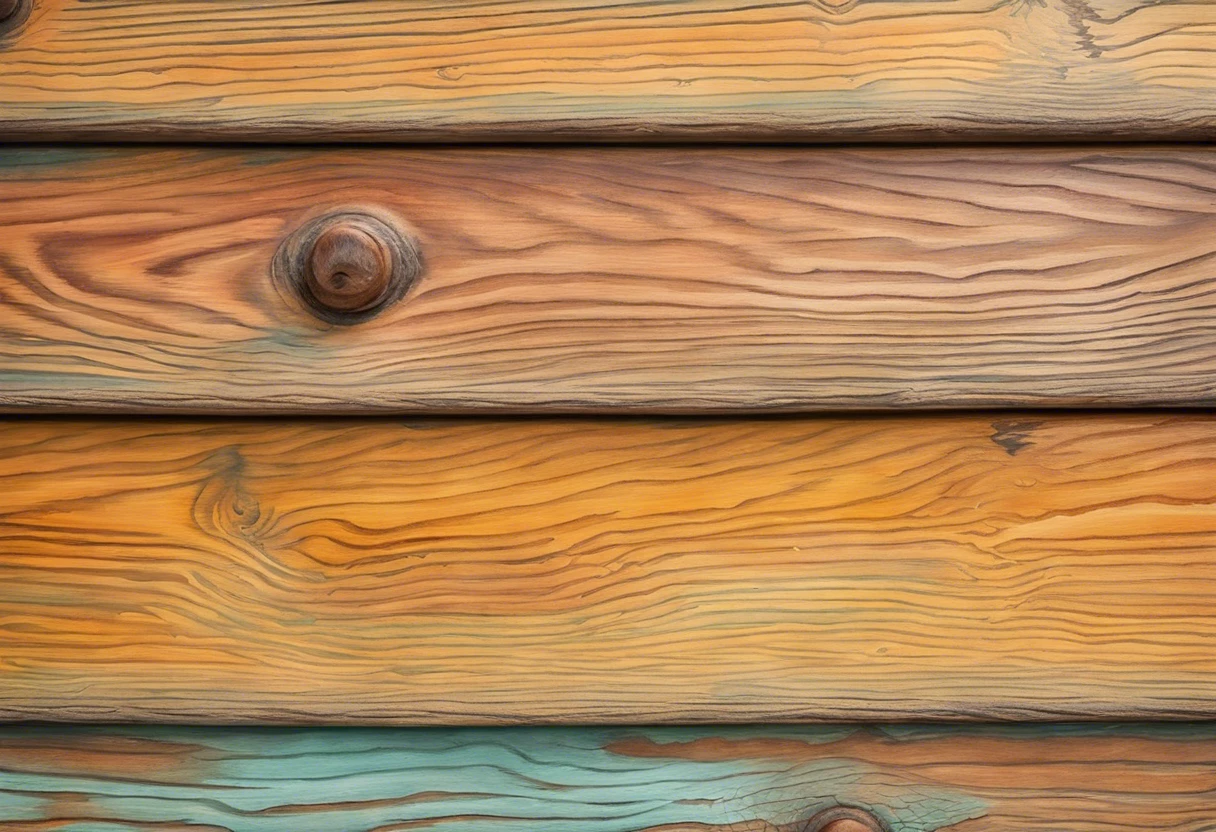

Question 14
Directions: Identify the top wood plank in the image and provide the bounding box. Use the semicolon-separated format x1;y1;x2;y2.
0;0;1214;141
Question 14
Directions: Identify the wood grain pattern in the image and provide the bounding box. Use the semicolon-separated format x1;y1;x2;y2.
2;724;1216;831
0;0;1215;140
5;146;1216;413
5;414;1216;723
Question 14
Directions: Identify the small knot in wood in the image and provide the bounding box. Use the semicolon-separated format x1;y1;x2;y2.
274;209;421;325
0;0;31;35
803;807;888;832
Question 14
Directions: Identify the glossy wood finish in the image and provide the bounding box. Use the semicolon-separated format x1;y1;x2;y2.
5;414;1216;724
1;724;1214;831
0;0;1215;141
5;146;1216;413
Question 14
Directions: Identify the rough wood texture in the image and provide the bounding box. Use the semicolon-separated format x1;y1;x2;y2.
0;0;1215;141
1;724;1214;831
5;414;1216;723
4;146;1216;413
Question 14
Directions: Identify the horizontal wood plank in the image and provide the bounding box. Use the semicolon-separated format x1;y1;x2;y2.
4;414;1216;723
1;723;1215;831
4;146;1216;412
0;0;1215;141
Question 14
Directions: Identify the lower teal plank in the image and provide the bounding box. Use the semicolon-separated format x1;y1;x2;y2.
1;724;1214;831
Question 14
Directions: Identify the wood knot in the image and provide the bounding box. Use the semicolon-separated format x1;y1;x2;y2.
0;0;31;37
307;222;394;312
273;209;421;324
192;448;272;547
991;420;1041;457
806;0;860;15
803;807;888;832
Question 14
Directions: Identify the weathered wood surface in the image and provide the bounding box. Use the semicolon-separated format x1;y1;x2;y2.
0;0;1215;141
4;146;1216;413
1;724;1214;831
5;414;1216;723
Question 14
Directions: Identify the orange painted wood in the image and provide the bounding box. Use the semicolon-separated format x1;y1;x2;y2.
0;0;1214;141
4;414;1216;723
4;146;1216;412
1;723;1214;831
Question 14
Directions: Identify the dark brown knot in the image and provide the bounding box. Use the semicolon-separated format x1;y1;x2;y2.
0;0;31;37
273;209;422;325
803;807;888;832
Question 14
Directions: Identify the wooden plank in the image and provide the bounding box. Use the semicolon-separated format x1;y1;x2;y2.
4;414;1216;723
4;146;1216;413
0;723;1214;831
0;0;1215;141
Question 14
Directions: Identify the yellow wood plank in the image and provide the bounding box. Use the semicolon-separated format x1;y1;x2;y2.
3;414;1216;722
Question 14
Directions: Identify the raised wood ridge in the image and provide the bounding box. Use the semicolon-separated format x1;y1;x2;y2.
4;414;1216;723
0;0;1214;141
4;146;1216;413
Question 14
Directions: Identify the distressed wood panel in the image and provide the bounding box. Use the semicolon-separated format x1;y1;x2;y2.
0;724;1214;831
0;0;1215;141
4;146;1216;413
5;414;1216;723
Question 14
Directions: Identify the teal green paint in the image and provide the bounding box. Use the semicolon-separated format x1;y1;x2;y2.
0;791;46;823
0;371;151;389
3;723;1208;830
51;721;1214;832
0;148;115;174
238;151;301;167
0;725;993;832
